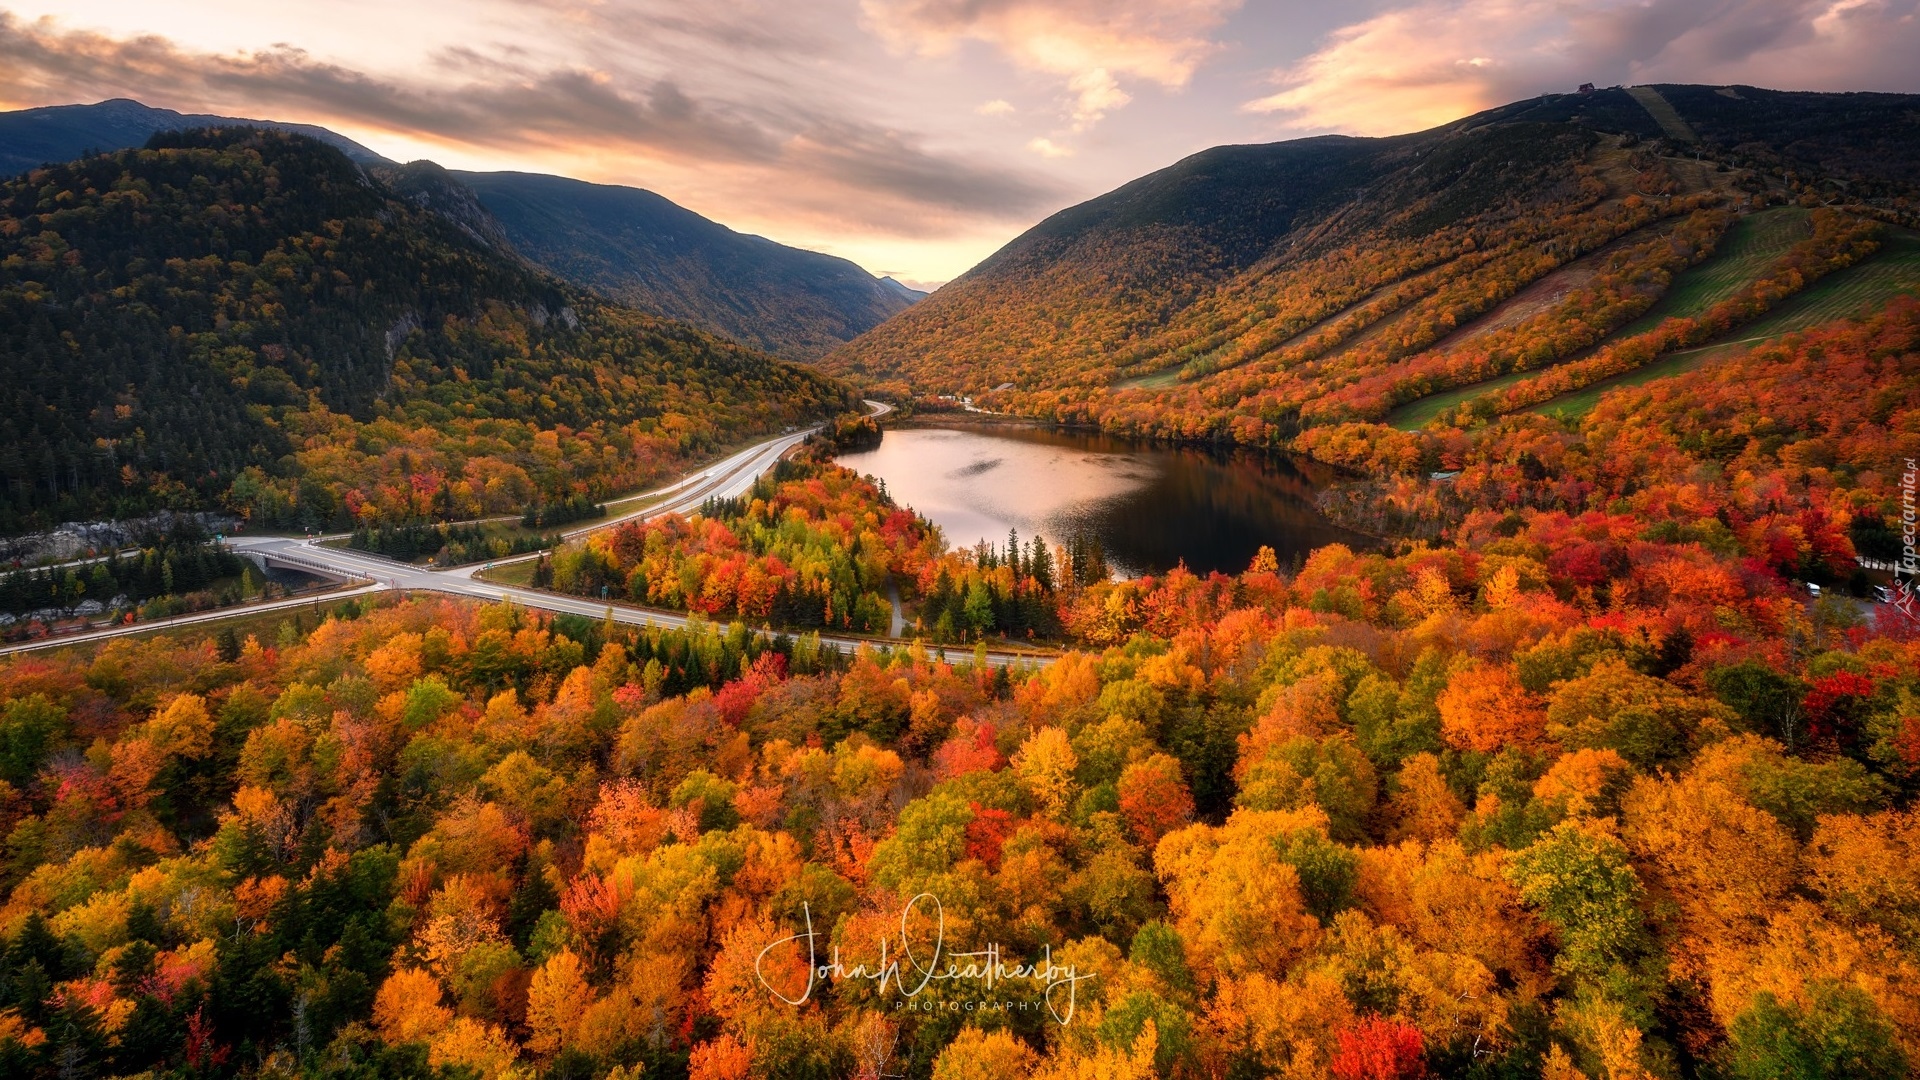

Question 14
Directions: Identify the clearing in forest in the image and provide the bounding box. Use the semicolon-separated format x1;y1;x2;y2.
1385;209;1814;430
1534;228;1920;419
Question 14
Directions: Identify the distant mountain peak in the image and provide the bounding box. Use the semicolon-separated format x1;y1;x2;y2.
451;169;922;358
879;277;930;302
0;98;392;174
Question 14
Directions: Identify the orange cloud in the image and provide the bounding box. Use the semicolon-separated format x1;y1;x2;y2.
0;11;1062;243
864;0;1239;134
1249;0;1920;136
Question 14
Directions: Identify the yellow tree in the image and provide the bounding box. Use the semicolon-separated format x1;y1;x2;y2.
933;1027;1037;1080
1545;658;1732;769
1014;726;1080;819
1620;749;1800;976
428;1017;519;1080
1532;749;1633;819
526;949;596;1055
1385;753;1465;844
1032;1019;1158;1080
148;693;215;758
373;968;453;1045
1805;806;1920;947
1156;810;1324;979
690;1036;753;1080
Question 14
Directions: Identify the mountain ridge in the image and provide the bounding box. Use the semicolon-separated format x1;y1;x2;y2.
822;83;1920;448
0;97;392;174
0;98;920;359
0;127;854;534
451;169;922;358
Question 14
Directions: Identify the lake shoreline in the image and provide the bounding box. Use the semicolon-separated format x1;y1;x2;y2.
882;408;1375;482
836;421;1374;578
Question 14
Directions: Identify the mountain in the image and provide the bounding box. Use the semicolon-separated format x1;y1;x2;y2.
450;170;922;358
0;100;923;360
822;84;1920;446
0;98;391;176
880;276;930;302
0;128;855;534
376;159;518;254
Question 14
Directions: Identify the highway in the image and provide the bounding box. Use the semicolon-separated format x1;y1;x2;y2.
4;402;1056;669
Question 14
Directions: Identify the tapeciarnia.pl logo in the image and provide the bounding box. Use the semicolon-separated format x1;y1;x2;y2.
754;893;1095;1024
1898;458;1920;623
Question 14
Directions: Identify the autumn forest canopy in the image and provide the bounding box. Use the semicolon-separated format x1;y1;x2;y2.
3;82;1920;1080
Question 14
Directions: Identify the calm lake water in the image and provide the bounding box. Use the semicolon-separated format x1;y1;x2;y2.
835;423;1368;577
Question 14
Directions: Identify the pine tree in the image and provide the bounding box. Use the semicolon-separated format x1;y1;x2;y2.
1028;534;1055;591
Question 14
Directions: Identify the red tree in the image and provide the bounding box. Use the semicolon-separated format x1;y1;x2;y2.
1331;1017;1426;1080
964;804;1016;870
1803;671;1876;748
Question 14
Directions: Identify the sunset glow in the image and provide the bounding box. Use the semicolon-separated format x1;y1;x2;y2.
3;0;1916;282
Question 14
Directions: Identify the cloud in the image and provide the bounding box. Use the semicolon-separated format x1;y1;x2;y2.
782;117;1057;221
497;0;837;60
976;98;1016;116
1065;68;1129;131
864;0;1239;134
1247;0;1920;136
0;11;1063;236
1027;136;1071;157
0;13;780;163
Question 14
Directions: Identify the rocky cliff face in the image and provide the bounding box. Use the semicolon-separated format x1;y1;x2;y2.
374;160;516;253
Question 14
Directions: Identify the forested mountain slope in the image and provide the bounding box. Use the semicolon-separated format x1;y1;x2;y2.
453;171;923;359
823;85;1920;449
0;128;855;534
0;100;922;362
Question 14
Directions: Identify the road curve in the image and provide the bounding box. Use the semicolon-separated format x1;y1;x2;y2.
5;400;1055;669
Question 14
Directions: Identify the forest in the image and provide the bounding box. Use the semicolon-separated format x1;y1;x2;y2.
1299;295;1920;551
0;538;251;632
0;128;854;535
546;439;1108;644
3;375;1919;1076
345;524;563;569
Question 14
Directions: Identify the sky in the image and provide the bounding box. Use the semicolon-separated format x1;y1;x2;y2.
2;0;1916;287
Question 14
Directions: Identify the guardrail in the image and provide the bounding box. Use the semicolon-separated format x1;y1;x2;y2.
258;549;377;584
0;581;384;657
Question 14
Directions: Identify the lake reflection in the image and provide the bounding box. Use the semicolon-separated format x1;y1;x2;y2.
835;423;1368;577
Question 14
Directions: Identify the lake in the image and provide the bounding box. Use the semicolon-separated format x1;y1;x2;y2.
834;422;1368;577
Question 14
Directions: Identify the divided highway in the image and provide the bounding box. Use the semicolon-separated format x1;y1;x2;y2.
5;402;1056;668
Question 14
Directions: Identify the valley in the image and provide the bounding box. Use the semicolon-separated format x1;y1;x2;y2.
1;67;1919;1080
1;403;1062;668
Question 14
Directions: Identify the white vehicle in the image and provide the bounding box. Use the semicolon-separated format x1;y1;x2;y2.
1807;582;1821;598
1876;584;1896;604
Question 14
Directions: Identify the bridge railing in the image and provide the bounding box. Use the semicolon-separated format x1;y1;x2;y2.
257;550;377;584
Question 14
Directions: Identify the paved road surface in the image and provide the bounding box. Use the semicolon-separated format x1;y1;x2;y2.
4;401;1055;668
0;584;387;657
